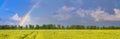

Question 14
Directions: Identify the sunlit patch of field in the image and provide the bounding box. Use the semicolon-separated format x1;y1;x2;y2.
0;30;120;39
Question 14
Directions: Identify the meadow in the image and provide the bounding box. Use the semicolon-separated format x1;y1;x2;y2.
0;30;120;39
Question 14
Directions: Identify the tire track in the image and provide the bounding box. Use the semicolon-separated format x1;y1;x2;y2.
20;31;34;39
34;31;38;39
35;31;45;39
23;31;38;39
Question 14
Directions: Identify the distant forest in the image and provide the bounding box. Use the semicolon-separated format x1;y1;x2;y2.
0;24;120;29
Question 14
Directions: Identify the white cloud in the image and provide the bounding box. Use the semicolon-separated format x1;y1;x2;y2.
76;9;93;17
76;8;120;21
61;6;75;12
53;6;75;21
53;14;71;21
11;13;21;21
91;8;120;21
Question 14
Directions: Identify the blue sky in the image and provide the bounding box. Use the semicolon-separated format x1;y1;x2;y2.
0;0;120;26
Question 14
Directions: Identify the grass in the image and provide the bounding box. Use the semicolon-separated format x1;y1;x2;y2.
0;30;120;39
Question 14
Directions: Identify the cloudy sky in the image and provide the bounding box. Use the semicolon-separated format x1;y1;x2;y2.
0;0;120;26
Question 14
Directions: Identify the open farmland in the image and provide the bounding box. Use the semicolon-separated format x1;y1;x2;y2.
0;30;120;39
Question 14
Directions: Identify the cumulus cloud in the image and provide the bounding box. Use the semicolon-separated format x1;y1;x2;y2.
11;13;21;21
61;6;75;12
76;8;120;21
53;6;75;21
91;8;120;21
76;9;93;17
53;14;71;21
53;5;120;22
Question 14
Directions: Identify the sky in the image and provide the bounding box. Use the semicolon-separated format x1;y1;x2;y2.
0;0;120;26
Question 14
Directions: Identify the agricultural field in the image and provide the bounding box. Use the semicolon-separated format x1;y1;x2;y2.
0;30;120;39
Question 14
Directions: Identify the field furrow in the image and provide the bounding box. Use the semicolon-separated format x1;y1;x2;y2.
0;30;120;39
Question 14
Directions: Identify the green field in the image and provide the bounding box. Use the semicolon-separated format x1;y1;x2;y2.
0;30;120;39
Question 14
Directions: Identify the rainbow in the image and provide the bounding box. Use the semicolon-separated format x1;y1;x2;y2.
19;1;40;26
1;0;8;9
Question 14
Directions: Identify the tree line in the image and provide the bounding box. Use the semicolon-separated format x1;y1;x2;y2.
0;24;120;29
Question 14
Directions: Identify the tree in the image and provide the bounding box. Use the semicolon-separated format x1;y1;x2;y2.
18;25;23;29
68;25;85;29
41;24;57;29
35;24;40;29
86;26;98;29
25;25;29;29
29;24;34;29
57;25;65;29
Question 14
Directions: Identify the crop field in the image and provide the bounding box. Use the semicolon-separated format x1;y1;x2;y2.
0;30;120;39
